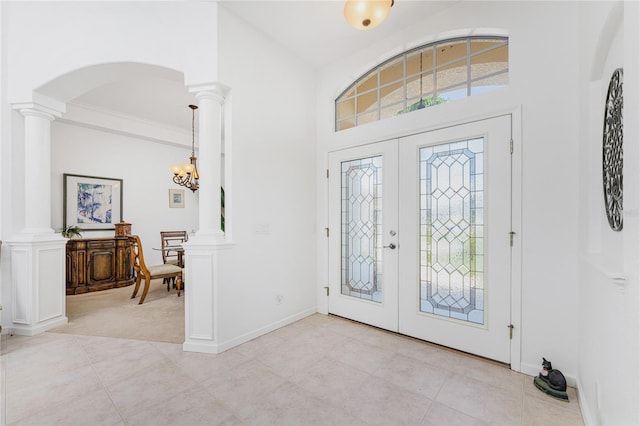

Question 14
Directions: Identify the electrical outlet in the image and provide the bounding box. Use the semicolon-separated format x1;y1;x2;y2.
254;224;270;235
276;294;283;305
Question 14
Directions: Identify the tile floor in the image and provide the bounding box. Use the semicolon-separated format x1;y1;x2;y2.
1;314;584;425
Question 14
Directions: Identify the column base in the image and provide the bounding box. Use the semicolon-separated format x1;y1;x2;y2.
5;235;67;336
8;316;68;336
183;340;221;354
182;239;233;353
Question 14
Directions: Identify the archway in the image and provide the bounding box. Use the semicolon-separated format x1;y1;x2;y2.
8;62;200;342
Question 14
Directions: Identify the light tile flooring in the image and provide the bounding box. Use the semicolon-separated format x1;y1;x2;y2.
1;314;584;425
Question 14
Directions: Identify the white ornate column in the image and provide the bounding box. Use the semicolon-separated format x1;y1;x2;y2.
183;83;230;353
193;86;225;239
6;102;68;335
22;107;58;234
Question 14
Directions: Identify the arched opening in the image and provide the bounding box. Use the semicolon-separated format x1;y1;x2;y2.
39;62;199;344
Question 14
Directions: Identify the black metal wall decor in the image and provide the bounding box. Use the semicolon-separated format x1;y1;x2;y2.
602;68;623;231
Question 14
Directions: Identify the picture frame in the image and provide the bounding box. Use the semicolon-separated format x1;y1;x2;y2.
169;188;185;208
63;174;123;230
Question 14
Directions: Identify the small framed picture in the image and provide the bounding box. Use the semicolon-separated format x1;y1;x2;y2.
169;189;185;208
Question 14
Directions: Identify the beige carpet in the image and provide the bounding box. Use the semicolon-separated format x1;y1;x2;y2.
51;280;184;344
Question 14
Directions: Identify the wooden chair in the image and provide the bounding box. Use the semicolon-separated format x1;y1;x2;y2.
128;235;183;305
160;231;188;291
161;231;188;266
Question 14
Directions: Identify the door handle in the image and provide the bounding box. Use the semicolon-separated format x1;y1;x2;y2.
383;243;397;249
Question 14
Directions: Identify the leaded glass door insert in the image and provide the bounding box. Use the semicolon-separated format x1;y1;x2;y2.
420;138;484;324
341;156;383;303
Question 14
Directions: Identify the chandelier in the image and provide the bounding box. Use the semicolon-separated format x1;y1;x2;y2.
171;104;199;192
344;0;394;30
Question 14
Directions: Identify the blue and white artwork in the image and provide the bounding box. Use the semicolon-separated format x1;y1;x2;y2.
76;183;113;224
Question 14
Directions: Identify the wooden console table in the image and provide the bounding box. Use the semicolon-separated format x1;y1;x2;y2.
66;237;134;295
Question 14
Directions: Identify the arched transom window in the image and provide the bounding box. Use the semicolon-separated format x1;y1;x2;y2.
335;36;509;131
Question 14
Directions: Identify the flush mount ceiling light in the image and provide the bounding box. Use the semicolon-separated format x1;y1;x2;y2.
344;0;394;30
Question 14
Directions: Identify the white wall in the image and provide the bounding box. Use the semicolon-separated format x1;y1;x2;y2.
577;2;640;425
51;119;199;266
4;1;217;104
213;7;318;346
316;0;581;379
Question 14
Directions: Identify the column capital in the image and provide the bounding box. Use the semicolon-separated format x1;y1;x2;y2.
13;102;63;121
188;83;229;105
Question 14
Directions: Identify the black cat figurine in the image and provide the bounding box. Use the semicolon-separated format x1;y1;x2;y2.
534;357;569;401
539;357;567;391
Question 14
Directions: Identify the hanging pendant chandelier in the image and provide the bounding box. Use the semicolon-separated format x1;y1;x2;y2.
171;104;199;192
344;0;394;30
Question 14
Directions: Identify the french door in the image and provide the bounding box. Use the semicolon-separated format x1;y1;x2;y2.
328;141;399;331
328;116;513;363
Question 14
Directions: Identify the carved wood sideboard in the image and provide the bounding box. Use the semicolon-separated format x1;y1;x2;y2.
66;237;134;295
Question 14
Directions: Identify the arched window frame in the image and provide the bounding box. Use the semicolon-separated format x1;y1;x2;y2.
335;36;509;131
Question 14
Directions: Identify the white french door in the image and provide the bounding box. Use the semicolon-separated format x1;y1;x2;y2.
328;116;513;363
328;141;399;332
398;116;512;363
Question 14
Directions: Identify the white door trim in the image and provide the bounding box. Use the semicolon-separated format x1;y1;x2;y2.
509;107;523;372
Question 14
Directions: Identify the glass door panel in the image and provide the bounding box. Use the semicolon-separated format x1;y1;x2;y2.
419;138;484;324
341;156;383;303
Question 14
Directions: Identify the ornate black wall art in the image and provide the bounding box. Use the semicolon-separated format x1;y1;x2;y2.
602;68;623;231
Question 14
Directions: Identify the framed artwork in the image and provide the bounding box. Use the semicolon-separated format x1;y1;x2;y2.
169;188;185;208
63;174;123;230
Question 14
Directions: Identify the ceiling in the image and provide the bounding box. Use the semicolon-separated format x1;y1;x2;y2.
219;1;456;69
71;1;457;130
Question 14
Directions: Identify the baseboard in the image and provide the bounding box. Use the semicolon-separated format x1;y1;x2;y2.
520;361;577;388
183;339;220;354
8;316;68;336
577;378;597;426
214;307;318;353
